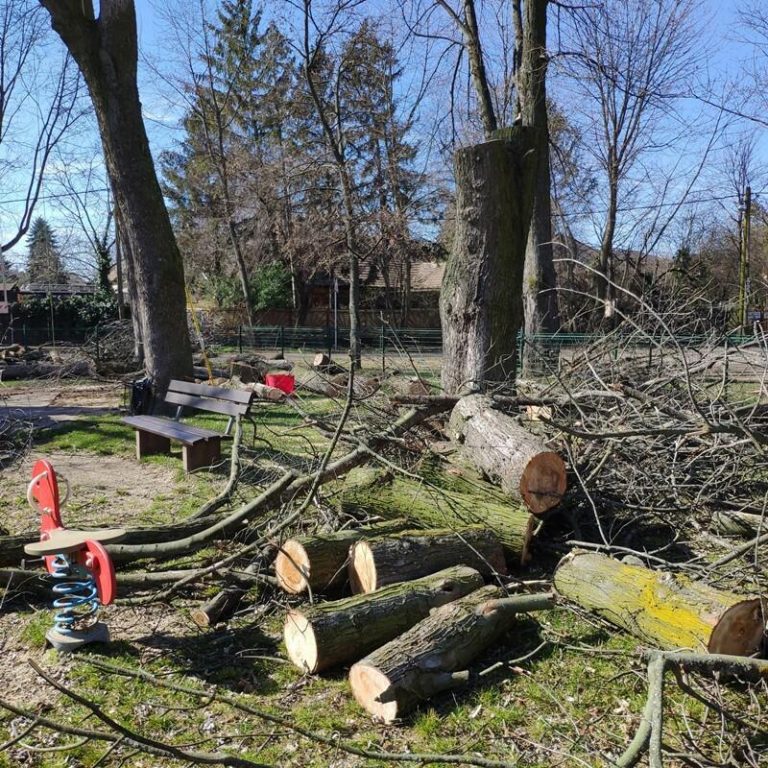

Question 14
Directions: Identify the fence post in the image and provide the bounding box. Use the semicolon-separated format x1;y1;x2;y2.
95;324;100;364
280;326;285;358
327;326;332;359
238;325;243;353
380;324;387;372
22;323;27;346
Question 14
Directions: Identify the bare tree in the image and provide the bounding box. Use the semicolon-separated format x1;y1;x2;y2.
560;0;701;321
39;0;192;393
299;0;367;369
0;1;81;255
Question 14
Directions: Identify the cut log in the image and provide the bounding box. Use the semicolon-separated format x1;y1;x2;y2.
274;519;408;594
284;565;484;673
249;382;286;402
231;361;266;384
448;394;566;515
349;588;554;722
713;510;765;537
349;527;507;593
313;353;346;375
296;372;335;397
554;550;766;656
339;470;534;564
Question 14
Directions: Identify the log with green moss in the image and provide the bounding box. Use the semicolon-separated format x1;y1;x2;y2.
349;588;555;722
274;519;408;594
339;470;534;565
283;565;484;673
554;551;766;656
349;527;507;593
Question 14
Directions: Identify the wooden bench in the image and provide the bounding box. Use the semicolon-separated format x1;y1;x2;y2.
123;380;253;472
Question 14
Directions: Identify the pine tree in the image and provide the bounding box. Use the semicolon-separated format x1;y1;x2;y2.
26;217;67;284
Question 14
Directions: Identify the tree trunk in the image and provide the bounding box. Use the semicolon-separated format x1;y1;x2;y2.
554;551;766;656
274;520;409;595
40;0;192;394
448;395;566;514
519;0;560;376
349;588;554;722
440;131;536;394
348;528;507;593
283;565;484;673
339;470;534;563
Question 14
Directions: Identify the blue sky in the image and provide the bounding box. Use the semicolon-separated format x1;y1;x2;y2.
2;0;767;272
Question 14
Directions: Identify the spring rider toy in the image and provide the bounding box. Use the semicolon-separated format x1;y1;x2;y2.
23;460;126;652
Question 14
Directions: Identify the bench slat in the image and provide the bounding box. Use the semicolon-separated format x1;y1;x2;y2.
165;391;247;417
169;379;252;406
123;415;229;445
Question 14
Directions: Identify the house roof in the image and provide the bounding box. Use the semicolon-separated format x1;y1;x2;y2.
362;259;445;292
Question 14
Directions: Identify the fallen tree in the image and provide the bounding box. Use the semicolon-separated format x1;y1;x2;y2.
349;588;555;722
554;551;766;656
283;565;484;673
339;470;534;563
348;528;507;593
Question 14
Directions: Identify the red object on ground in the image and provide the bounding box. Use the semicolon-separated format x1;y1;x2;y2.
265;373;295;395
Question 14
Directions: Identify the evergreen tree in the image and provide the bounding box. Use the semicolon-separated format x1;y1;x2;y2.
26;217;67;284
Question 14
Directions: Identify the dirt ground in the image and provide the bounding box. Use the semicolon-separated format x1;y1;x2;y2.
0;379;230;718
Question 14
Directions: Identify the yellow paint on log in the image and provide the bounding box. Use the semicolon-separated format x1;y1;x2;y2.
554;551;764;655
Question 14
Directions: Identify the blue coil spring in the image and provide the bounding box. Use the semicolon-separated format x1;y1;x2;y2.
50;554;99;634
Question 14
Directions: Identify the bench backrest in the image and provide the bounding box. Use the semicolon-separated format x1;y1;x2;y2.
165;380;253;420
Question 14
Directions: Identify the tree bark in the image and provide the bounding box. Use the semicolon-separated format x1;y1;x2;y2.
554;551;766;656
283;565;484;673
439;132;536;394
339;470;534;563
348;527;507;593
349;588;554;722
274;519;409;595
39;0;192;394
519;0;560;375
448;395;566;514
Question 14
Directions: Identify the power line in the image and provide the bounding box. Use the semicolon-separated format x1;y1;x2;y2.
0;188;112;206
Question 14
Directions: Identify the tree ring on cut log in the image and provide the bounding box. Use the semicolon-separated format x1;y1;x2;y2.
274;541;310;594
707;598;766;656
349;663;398;722
284;610;318;673
519;451;567;515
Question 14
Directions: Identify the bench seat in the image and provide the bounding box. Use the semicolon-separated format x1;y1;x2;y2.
123;380;252;472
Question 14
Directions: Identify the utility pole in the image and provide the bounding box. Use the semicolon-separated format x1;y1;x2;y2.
738;185;752;334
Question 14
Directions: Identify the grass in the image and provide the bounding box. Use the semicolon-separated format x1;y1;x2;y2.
1;375;765;767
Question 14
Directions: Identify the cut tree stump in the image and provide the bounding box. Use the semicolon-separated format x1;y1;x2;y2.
448;394;566;515
274;519;408;594
349;588;554;722
249;382;286;401
313;353;346;376
339;470;534;564
348;527;507;593
283;565;484;673
554;550;766;656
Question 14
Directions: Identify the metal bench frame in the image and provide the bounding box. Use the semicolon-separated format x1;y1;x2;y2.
123;380;253;472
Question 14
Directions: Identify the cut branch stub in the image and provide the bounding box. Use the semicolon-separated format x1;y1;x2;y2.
349;588;554;722
283;565;484;674
274;520;408;594
448;394;566;515
348;527;507;594
554;551;766;656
